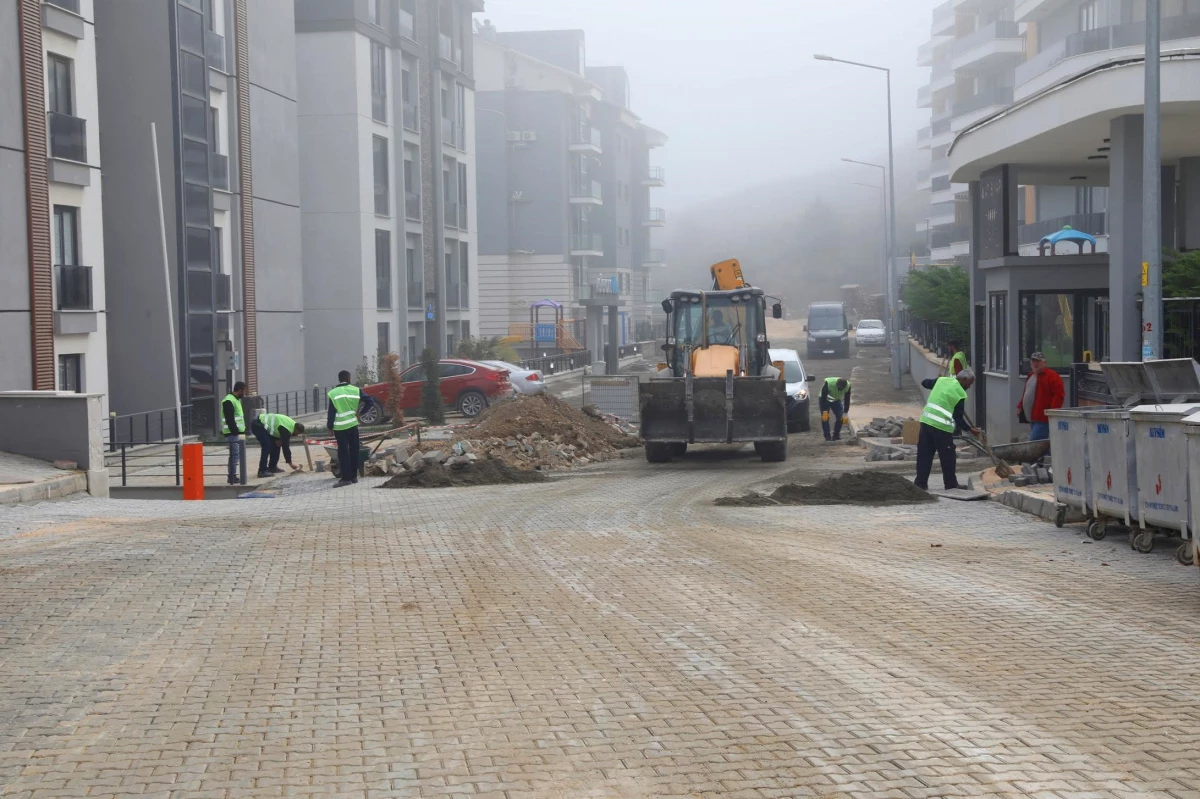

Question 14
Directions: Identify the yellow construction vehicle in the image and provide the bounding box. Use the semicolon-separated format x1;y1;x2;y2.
639;259;788;463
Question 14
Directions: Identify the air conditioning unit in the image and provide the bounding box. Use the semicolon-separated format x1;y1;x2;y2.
522;131;537;141
505;130;522;141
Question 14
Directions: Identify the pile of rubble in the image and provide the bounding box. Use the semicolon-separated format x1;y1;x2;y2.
993;460;1054;488
862;437;985;464
857;416;916;438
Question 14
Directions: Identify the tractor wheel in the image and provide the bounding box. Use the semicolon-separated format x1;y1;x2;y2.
645;442;673;463
758;441;787;463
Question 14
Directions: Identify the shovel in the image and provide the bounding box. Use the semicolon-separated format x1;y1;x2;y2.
961;417;1015;479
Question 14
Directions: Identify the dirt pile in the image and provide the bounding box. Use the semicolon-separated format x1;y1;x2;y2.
449;394;640;470
716;471;935;507
379;458;547;489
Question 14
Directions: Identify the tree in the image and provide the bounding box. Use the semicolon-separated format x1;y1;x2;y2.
903;266;970;342
455;335;519;362
419;348;445;424
1164;250;1200;298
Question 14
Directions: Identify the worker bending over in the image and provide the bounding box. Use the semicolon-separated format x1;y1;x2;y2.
251;412;305;479
819;377;851;441
915;369;978;491
328;370;369;487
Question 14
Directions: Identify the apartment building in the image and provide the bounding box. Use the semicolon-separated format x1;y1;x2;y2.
1;0;109;411
295;0;482;379
474;26;666;365
95;0;305;432
943;0;1200;443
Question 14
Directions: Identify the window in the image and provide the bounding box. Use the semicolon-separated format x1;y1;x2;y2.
375;229;392;309
445;245;457;308
406;235;420;307
367;0;384;26
213;227;223;273
178;4;205;52
457;162;468;226
183;139;208;182
184;183;209;225
459;241;469;309
47;54;73;115
1079;0;1101;31
58;354;82;393
373;135;389;215
403;150;419;219
988;293;1008;372
407;335;417;364
186;226;212;270
446;334;456;355
370;42;387;123
378;322;390;361
440;363;472;377
209;106;221;153
1019;292;1076;372
181;51;206;97
53;205;79;265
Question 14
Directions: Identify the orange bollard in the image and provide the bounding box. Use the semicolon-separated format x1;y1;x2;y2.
182;441;205;501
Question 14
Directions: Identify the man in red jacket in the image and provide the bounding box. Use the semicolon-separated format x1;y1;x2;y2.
1017;351;1065;441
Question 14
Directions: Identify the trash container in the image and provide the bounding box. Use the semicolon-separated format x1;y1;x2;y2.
1186;411;1200;568
1086;407;1139;529
1046;408;1089;523
1129;403;1200;558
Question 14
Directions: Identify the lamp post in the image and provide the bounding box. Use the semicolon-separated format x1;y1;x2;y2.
816;54;900;389
849;180;887;327
1142;0;1162;360
843;157;890;330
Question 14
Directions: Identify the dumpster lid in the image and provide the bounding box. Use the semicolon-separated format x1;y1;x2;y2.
1143;358;1200;403
1099;362;1154;406
1129;402;1200;421
1184;410;1200;429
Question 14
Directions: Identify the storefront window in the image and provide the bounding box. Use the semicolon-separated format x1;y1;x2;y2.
1019;293;1075;372
988;293;1007;372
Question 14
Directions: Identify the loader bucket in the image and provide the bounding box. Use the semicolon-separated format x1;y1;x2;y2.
639;375;787;444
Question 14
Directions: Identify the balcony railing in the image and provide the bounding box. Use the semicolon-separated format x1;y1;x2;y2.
55;264;92;311
398;9;415;40
1017;14;1200;86
215;273;232;312
930;225;970;249
1018;212;1107;246
932;0;954;26
407;282;423;308
569;126;602;151
953;86;1013;117
47;112;86;163
371;91;387;124
952;20;1022;58
402;101;418;132
570;233;602;253
46;0;80;12
405;191;421;221
645;208;666;225
210;152;229;190
441;116;459;147
931;174;952;193
443;200;459;228
439;33;460;65
930;117;952;136
642;249;666;265
570;180;602;202
646;166;665;184
206;30;226;72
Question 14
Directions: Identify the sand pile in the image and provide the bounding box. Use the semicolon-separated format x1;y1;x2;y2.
716;471;935;507
380;459;546;489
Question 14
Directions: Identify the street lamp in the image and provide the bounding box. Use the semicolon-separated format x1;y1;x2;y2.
816;53;900;390
849;180;888;328
843;158;890;330
1142;0;1162;360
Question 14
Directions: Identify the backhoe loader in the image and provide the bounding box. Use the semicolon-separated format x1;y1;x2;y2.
639;259;788;463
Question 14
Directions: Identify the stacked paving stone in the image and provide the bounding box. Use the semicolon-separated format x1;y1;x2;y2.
857;416;914;438
992;459;1054;488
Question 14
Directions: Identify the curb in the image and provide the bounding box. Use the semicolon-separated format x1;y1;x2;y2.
0;472;88;506
992;486;1086;524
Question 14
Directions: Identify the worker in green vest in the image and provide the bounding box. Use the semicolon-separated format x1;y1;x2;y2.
915;369;978;491
819;377;852;441
250;412;306;479
328;370;370;487
945;339;968;377
221;382;247;485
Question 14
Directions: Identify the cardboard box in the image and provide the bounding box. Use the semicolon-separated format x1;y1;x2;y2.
902;420;920;445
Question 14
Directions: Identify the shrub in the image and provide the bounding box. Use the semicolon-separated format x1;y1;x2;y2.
903;266;970;342
456;335;519;363
379;352;405;424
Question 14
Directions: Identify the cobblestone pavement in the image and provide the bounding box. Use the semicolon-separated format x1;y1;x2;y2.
3;448;1200;798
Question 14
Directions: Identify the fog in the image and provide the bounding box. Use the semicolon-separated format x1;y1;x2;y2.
484;0;936;305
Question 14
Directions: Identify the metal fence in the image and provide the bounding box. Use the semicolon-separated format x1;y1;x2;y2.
901;312;963;359
589;376;640;423
1164;298;1200;362
251;386;332;419
107;405;194;450
519;351;592;375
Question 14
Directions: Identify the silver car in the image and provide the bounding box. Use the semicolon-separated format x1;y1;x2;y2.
481;360;547;396
855;318;887;346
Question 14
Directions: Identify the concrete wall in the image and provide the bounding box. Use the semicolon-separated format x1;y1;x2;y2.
0;0;32;391
475;91;510;256
495;30;584;75
477;253;572;338
0;391;107;495
591;103;634;274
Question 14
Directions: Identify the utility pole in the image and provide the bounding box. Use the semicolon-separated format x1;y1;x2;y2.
1142;0;1162;360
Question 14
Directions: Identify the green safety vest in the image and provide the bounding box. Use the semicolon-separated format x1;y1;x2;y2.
327;384;361;431
921;376;967;433
260;413;296;438
221;393;244;436
824;377;849;402
947;351;968;376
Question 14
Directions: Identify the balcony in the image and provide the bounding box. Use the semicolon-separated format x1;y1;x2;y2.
568;126;602;154
1015;0;1072;23
641;249;666;267
407;282;424;309
931;0;955;36
402;101;418;132
405;191;421;221
45;0;80;10
930;225;970;250
210;152;229;191
443;200;459;229
644;207;666;227
1018;212;1107;246
931;174;951;193
206;30;226;72
916;168;932;192
952;21;1024;73
439;33;461;66
570;233;603;257
55;264;92;311
643;166;665;187
215;273;233;312
930;58;955;93
398;8;415;40
952;86;1013;119
47;112;86;163
917;83;932;108
569;179;602;205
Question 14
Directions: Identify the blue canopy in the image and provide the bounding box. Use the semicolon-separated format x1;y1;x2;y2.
1039;225;1097;255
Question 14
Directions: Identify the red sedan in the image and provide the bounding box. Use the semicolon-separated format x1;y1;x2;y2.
361;359;511;422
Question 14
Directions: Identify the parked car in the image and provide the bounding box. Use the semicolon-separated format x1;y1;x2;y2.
805;301;853;358
769;347;815;433
360;359;511;422
480;360;546;396
855;318;887;346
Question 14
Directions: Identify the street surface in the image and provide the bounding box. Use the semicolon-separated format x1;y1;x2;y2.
3;341;1200;798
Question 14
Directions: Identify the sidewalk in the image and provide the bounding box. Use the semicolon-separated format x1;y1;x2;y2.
0;451;87;506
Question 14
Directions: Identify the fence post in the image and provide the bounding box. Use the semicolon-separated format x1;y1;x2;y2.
109;412;116;452
120;446;127;487
174;444;181;487
182;442;204;500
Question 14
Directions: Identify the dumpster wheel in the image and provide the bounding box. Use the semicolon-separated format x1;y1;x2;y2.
1087;520;1107;541
1132;530;1155;554
1054;505;1067;528
1176;542;1194;566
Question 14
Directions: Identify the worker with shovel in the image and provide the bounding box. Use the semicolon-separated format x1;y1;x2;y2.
328;370;370;488
915;369;978;491
819;377;852;442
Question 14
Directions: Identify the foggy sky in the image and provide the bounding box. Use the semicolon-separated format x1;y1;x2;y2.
483;0;933;211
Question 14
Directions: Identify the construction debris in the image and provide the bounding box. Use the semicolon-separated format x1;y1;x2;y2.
716;471;936;507
857;416;916;438
379;459;547;489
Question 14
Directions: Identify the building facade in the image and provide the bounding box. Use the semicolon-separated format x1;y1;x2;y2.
473;26;666;365
1;0;109;411
942;0;1200;443
295;0;481;381
95;0;305;431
